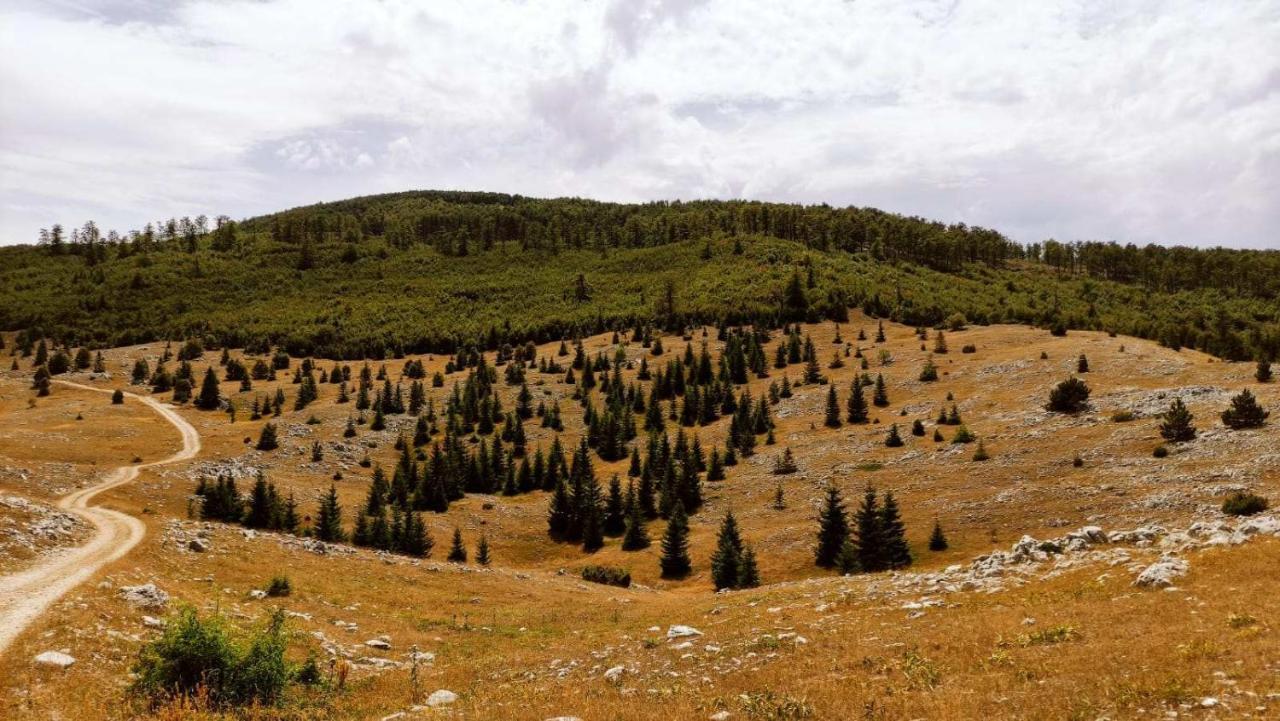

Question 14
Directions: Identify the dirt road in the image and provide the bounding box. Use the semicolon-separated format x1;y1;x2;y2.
0;381;200;656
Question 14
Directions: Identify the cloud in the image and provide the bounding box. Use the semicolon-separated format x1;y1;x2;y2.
0;0;1276;249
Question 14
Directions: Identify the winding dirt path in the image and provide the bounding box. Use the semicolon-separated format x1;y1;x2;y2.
0;381;200;655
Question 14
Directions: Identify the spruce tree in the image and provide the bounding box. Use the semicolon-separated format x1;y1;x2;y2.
1077;353;1090;373
447;528;468;562
659;501;692;579
475;535;491;565
111;389;124;404
879;491;912;569
853;485;885;572
885;423;904;447
872;374;889;407
603;475;626;537
918;357;938;382
194;366;221;410
736;547;761;588
847;379;868;423
621;490;651;551
1159;398;1196;442
814;484;849;568
1257;360;1273;383
256;422;279;451
823;385;842;428
710;510;744;590
1221;389;1269;429
314;485;345;542
835;538;860;574
928;520;949;551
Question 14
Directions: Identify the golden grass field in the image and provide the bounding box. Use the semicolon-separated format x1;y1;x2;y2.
0;313;1277;720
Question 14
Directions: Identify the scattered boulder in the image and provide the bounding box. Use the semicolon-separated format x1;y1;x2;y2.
604;665;624;682
426;689;457;707
365;638;392;650
1134;557;1189;588
188;537;209;553
667;625;702;640
34;651;75;669
119;583;169;609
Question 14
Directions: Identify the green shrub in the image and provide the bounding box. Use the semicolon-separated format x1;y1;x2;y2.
1222;492;1268;517
1046;377;1090;413
581;565;631;588
1111;410;1135;422
131;607;300;709
1152;445;1169;458
266;575;292;597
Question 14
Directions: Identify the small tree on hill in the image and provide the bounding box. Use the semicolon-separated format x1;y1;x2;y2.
824;385;842;428
1076;354;1089;373
659;501;692;579
256;423;279;451
919;357;938;382
196;367;221;410
112;389;124;404
475;535;491;565
710;510;745;590
814;484;849;568
847;379;868;423
1256;360;1273;383
1159;398;1196;442
879;491;912;569
447;528;468;563
928;520;948;551
1221;389;1268;429
314;485;344;542
885;423;904;447
1046;377;1090;413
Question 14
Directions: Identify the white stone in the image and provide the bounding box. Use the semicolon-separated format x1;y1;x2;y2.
604;665;625;682
365;638;392;650
426;689;457;707
1134;558;1189;588
667;625;702;639
119;583;169;609
34;651;75;669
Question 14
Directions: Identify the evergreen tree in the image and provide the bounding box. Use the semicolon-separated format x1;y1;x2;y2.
603;475;626;537
872;374;889;407
911;419;925;436
111;388;124;404
547;481;574;540
710;510;744;591
1221;389;1269;429
847;378;868;423
256;422;279;451
1159;398;1196;442
621;489;651;551
928;520;949;551
1077;353;1090;373
1046;377;1090;413
824;384;842;428
447;528;468;562
475;534;491;565
659;501;692;579
885;423;904;447
835;538;860;574
918;357;938;382
814;484;849;568
850;485;885;571
879;491;912;569
736;547;761;588
1257;360;1273;383
314;485;344;542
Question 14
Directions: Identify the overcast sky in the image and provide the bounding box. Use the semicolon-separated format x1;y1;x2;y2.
1;0;1277;249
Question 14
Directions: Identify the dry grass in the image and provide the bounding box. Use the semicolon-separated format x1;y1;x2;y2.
1;314;1277;720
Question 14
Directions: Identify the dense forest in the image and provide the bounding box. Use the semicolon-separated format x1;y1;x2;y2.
1;191;1276;361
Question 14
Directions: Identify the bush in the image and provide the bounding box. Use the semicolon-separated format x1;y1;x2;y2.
581;565;631;588
266;575;292;597
1046;377;1090;413
1111;410;1135;422
1222;492;1268;517
961;344;976;354
132;607;300;709
1152;445;1169;458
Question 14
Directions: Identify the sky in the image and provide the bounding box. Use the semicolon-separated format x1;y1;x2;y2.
1;0;1277;249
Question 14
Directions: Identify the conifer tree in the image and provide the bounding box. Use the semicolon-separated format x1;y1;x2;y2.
772;483;786;510
621;489;651;551
1046;377;1090;413
814;484;849;568
853;485;885;572
847;378;868;424
972;439;989;461
933;330;948;354
911;419;925;436
256;422;279;451
475;534;491;565
1257;360;1273;383
737;547;761;588
111;389;124;404
885;423;904;447
314;485;345;542
823;384;842;428
919;357;938;382
1159;398;1196;442
1221;389;1269;429
710;510;745;590
547;481;574;540
447;528;468;562
879;491;912;569
659;501;692;579
928;520;949;551
1077;353;1090;373
603;475;626;537
872;374;889;407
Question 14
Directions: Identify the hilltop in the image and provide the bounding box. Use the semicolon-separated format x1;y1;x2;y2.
1;191;1277;362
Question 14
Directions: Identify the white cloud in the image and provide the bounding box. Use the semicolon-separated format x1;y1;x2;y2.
0;0;1276;248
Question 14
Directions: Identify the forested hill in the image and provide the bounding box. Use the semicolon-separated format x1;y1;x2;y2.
1;191;1277;361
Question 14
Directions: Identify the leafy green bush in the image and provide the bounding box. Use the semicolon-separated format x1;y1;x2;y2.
132;607;307;709
1222;492;1268;517
580;565;631;588
266;575;292;597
